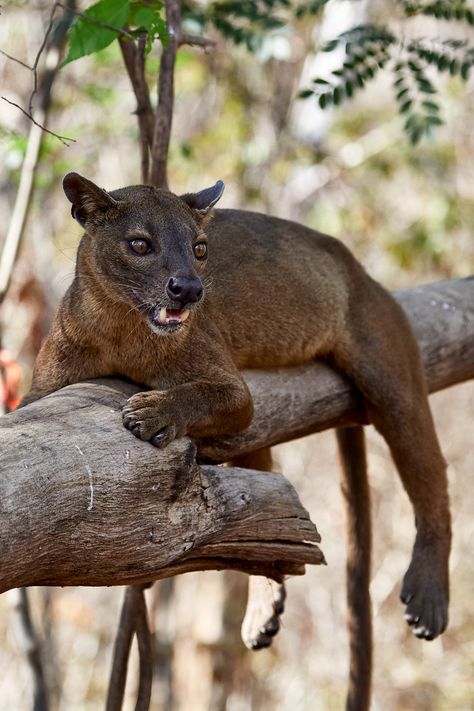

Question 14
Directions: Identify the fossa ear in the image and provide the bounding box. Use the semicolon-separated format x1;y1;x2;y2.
63;172;118;227
180;180;225;217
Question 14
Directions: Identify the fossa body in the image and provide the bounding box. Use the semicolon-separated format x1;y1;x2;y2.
24;173;451;711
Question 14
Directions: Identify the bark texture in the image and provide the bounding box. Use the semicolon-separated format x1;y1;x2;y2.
0;379;322;593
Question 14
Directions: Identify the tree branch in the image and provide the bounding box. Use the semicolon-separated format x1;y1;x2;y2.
119;35;155;183
150;0;181;188
177;32;216;49
0;278;472;593
0;382;322;594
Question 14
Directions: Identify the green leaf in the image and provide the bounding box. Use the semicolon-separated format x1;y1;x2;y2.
461;62;471;80
63;0;130;66
322;39;338;52
319;92;332;108
400;99;413;113
417;79;436;94
410;125;422;144
333;86;342;104
396;87;409;100
421;100;440;112
425;114;443;125
364;64;375;79
437;54;450;71
130;3;168;52
449;58;459;75
298;89;314;99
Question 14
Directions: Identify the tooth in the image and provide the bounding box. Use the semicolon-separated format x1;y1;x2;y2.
181;310;190;322
159;307;167;324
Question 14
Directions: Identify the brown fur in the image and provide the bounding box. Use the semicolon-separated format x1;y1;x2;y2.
24;173;451;708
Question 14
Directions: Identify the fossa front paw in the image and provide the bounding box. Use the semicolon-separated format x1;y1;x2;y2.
122;391;185;448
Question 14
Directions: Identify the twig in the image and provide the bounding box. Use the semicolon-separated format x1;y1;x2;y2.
0;49;32;71
29;1;60;114
177;32;216;49
56;2;135;41
0;97;74;147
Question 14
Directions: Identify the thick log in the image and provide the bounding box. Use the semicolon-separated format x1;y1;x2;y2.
0;277;472;592
0;380;323;594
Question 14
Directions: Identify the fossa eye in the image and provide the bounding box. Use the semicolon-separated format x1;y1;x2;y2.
193;242;207;260
129;238;152;255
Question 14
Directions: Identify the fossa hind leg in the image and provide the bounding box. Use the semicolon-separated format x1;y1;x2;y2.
229;448;287;650
335;289;450;640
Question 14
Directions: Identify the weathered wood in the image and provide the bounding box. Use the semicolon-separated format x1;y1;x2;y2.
0;277;472;593
0;380;323;593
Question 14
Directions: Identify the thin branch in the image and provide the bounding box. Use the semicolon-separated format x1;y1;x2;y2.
0;97;74;147
0;49;32;71
29;0;60;114
177;32;216;49
56;2;135;41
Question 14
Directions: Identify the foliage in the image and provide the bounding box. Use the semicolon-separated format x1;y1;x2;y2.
61;0;474;143
182;0;294;51
298;1;474;144
63;0;168;66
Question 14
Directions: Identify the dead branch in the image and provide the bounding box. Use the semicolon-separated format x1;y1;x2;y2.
0;379;322;594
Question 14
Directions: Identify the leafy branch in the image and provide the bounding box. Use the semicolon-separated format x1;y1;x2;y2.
298;1;474;143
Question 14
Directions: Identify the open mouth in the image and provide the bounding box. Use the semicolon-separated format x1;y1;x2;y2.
150;307;190;330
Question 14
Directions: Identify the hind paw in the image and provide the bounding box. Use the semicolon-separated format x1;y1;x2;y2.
400;561;448;640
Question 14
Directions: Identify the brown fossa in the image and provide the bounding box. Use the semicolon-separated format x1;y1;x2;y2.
24;173;451;711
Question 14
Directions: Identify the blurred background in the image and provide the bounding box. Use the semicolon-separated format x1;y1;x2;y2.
0;1;473;709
